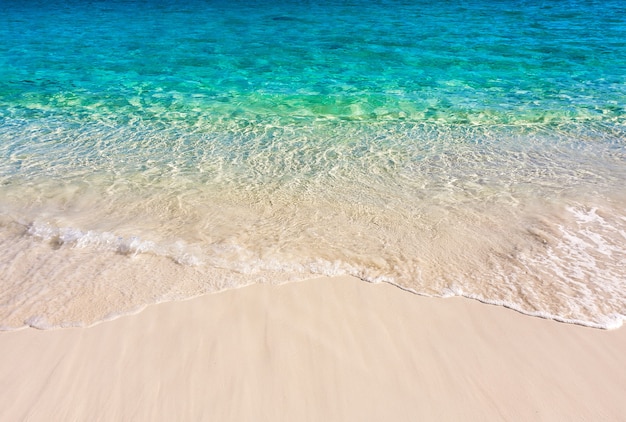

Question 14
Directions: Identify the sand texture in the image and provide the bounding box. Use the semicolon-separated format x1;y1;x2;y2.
1;275;625;421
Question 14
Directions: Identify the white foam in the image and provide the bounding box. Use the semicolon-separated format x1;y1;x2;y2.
26;221;202;266
455;293;625;330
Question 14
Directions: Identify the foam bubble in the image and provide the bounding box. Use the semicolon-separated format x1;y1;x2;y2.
26;221;202;266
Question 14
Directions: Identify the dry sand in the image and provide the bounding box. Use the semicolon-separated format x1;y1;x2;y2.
1;275;625;421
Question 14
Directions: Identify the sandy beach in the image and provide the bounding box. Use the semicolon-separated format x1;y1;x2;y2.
3;1;626;420
1;275;624;421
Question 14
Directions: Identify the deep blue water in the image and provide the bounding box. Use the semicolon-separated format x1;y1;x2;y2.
2;0;625;125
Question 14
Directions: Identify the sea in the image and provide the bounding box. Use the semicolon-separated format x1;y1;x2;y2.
1;0;625;329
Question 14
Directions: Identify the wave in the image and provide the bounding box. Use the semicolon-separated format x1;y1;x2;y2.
0;208;623;331
25;221;202;266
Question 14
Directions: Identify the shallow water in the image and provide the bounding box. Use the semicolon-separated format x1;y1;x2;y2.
1;0;625;329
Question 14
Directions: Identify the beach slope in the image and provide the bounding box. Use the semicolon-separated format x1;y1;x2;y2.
1;275;625;421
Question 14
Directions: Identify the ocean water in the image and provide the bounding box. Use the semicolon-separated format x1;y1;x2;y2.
1;0;625;329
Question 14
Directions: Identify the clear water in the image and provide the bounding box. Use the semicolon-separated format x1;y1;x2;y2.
1;0;625;329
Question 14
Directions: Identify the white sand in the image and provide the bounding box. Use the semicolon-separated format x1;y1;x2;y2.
1;275;625;421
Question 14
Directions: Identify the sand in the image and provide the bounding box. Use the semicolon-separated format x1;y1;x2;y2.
1;275;625;421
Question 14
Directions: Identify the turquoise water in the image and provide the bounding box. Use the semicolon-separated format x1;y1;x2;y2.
1;0;625;329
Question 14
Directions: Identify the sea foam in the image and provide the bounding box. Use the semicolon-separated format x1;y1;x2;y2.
26;222;202;266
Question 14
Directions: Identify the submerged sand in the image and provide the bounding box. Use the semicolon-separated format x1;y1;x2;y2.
1;275;625;421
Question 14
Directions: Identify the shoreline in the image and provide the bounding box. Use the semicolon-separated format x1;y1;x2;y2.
2;275;625;421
